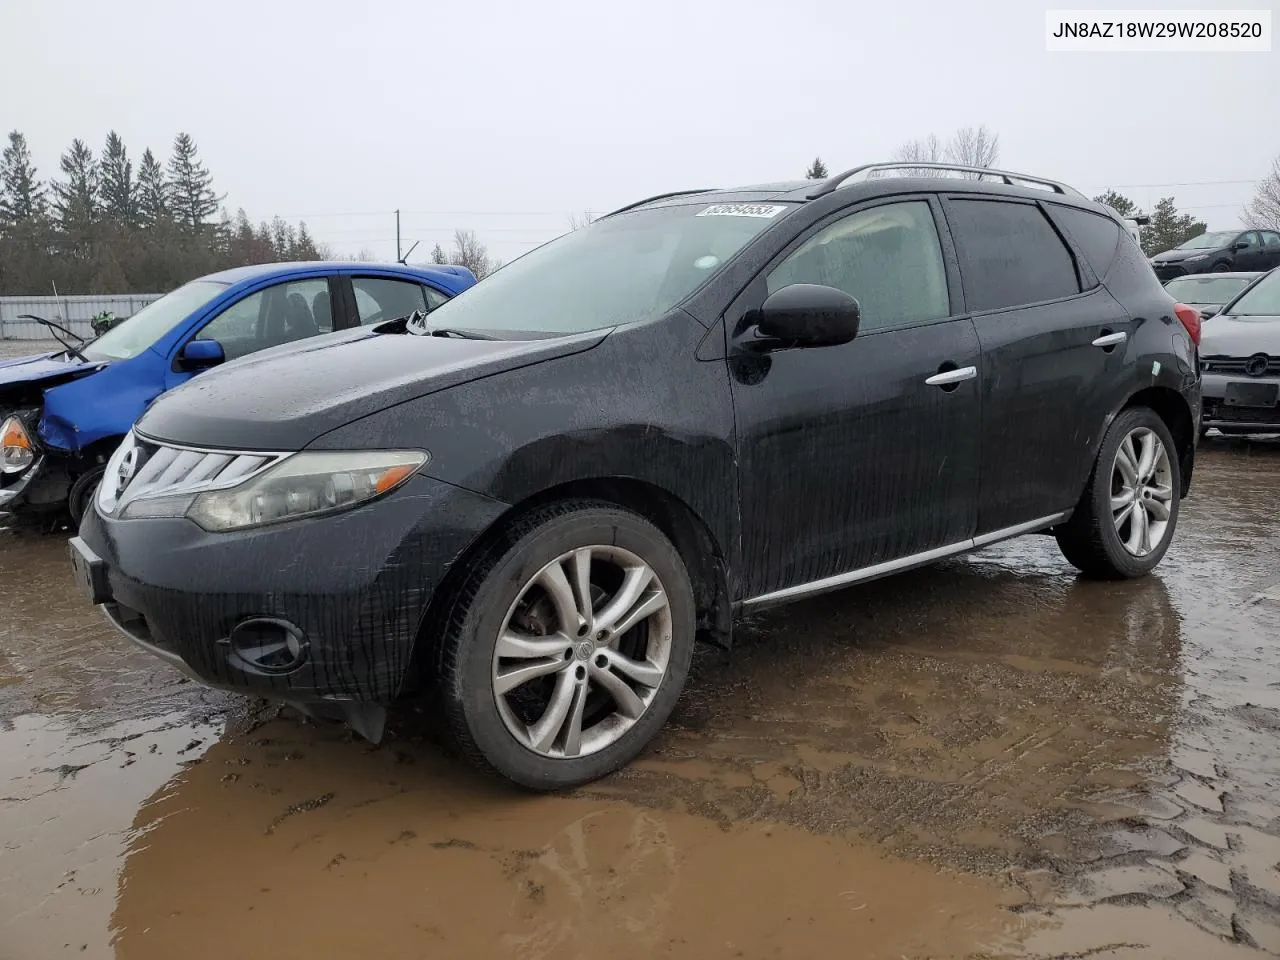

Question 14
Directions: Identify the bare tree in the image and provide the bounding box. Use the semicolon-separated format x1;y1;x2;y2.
1244;155;1280;231
567;210;596;231
450;228;498;279
946;125;1000;176
890;134;944;177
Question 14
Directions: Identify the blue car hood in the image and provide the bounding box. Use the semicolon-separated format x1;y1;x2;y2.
0;351;107;391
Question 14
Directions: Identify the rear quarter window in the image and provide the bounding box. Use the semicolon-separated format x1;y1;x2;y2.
1046;204;1122;279
946;199;1081;312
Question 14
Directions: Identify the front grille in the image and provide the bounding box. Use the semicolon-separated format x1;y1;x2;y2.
1154;264;1186;280
1203;401;1280;425
97;431;289;517
1201;357;1280;376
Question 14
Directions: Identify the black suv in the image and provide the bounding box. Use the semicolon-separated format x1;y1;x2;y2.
1150;228;1280;282
71;162;1202;790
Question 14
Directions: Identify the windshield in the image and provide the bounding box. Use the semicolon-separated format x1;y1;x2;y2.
1224;270;1280;317
417;202;795;335
83;280;228;361
1164;275;1254;304
1176;231;1236;250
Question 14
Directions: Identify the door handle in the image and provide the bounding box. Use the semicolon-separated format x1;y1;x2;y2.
924;365;977;386
1092;331;1127;348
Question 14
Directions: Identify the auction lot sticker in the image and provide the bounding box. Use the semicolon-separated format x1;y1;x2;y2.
696;203;789;218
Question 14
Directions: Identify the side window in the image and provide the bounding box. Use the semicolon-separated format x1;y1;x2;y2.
196;278;334;362
1263;232;1280;249
947;200;1081;312
352;277;430;325
1238;231;1260;248
766;200;949;334
422;284;450;309
1046;204;1121;280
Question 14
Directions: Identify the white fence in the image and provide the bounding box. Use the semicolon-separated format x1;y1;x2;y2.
0;294;163;340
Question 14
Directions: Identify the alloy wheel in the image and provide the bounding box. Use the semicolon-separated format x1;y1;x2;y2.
1111;427;1174;557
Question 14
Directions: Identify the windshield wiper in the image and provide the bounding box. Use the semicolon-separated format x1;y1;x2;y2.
374;309;498;340
17;314;89;362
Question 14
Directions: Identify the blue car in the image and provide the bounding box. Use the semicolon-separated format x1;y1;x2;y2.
0;261;476;524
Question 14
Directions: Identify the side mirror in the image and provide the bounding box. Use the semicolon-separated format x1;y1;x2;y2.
179;338;225;370
1234;240;1249;251
741;283;861;351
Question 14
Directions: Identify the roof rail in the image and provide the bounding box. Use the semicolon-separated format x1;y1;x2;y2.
807;163;1084;199
601;188;717;219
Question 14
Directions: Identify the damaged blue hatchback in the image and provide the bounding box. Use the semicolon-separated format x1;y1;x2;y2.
0;261;475;524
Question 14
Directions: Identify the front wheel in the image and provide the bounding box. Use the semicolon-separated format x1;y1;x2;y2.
68;466;105;527
1055;407;1181;579
435;500;695;790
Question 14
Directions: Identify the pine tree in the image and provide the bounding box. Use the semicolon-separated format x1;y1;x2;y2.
167;132;222;229
293;221;321;260
99;131;138;226
0;130;48;225
136;148;170;226
430;242;448;264
805;157;829;179
1142;197;1207;256
269;215;295;259
1093;190;1140;219
51;138;100;232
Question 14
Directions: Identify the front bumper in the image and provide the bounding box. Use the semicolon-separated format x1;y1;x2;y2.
0;456;61;522
1153;260;1210;282
75;472;508;704
1201;372;1280;431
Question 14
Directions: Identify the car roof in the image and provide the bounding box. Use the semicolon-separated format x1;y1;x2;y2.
202;261;474;286
608;164;1115;219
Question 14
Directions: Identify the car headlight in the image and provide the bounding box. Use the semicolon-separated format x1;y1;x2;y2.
1185;254;1209;262
120;450;428;530
1;416;36;475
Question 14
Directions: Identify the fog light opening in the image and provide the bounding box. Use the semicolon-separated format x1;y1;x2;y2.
228;618;309;674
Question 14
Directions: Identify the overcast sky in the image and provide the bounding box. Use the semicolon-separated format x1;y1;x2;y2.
3;0;1275;265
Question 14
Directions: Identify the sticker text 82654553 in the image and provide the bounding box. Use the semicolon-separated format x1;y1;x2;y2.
696;203;789;218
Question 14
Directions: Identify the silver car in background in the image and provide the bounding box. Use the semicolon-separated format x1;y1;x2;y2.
1200;267;1280;435
1164;271;1262;321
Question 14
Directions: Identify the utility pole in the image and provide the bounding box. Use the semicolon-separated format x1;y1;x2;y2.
395;209;401;261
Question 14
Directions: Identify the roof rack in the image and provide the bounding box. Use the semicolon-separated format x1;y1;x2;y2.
807;163;1084;199
600;188;717;219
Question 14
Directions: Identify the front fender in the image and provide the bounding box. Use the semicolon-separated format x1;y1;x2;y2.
38;356;163;452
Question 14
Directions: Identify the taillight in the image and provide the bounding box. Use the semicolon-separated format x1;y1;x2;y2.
1173;302;1201;346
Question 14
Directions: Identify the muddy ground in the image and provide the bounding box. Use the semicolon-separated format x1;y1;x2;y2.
4;434;1280;959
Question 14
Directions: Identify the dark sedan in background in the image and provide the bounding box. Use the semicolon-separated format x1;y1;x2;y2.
1199;267;1280;435
1151;229;1280;282
1164;271;1262;320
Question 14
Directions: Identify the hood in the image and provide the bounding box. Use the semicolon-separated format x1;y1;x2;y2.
0;351;108;393
1200;314;1280;358
1152;247;1217;263
136;328;610;449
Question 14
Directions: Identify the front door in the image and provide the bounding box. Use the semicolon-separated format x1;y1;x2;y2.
727;196;982;601
1235;232;1268;272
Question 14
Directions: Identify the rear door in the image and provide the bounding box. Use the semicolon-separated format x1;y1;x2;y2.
340;273;452;328
942;196;1133;534
1261;231;1280;269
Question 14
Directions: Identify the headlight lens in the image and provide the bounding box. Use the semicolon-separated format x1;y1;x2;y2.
1;416;36;475
180;450;427;531
1185;254;1209;262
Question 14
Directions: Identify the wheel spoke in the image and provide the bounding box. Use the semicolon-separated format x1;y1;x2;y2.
1111;490;1134;513
594;565;656;636
589;661;646;718
1125;502;1149;555
1146;497;1171;521
1116;438;1139;487
1114;502;1136;527
495;655;568;695
497;630;571;660
599;647;664;689
527;669;578;751
536;560;582;635
569;547;595;628
561;678;589;757
1147;482;1173;500
1136;432;1158;482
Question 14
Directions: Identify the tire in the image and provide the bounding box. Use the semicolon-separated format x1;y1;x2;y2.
1212;261;1231;273
1056;407;1181;580
68;466;105;527
435;499;695;791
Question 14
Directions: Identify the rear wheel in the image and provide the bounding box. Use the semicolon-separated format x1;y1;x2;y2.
435;500;695;790
1056;407;1180;579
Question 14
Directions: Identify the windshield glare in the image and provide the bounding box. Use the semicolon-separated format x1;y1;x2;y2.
418;202;795;335
1164;276;1253;304
1225;270;1280;317
1177;231;1236;250
83;280;227;361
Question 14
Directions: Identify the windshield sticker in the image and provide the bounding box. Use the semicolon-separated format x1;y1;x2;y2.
696;203;788;219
